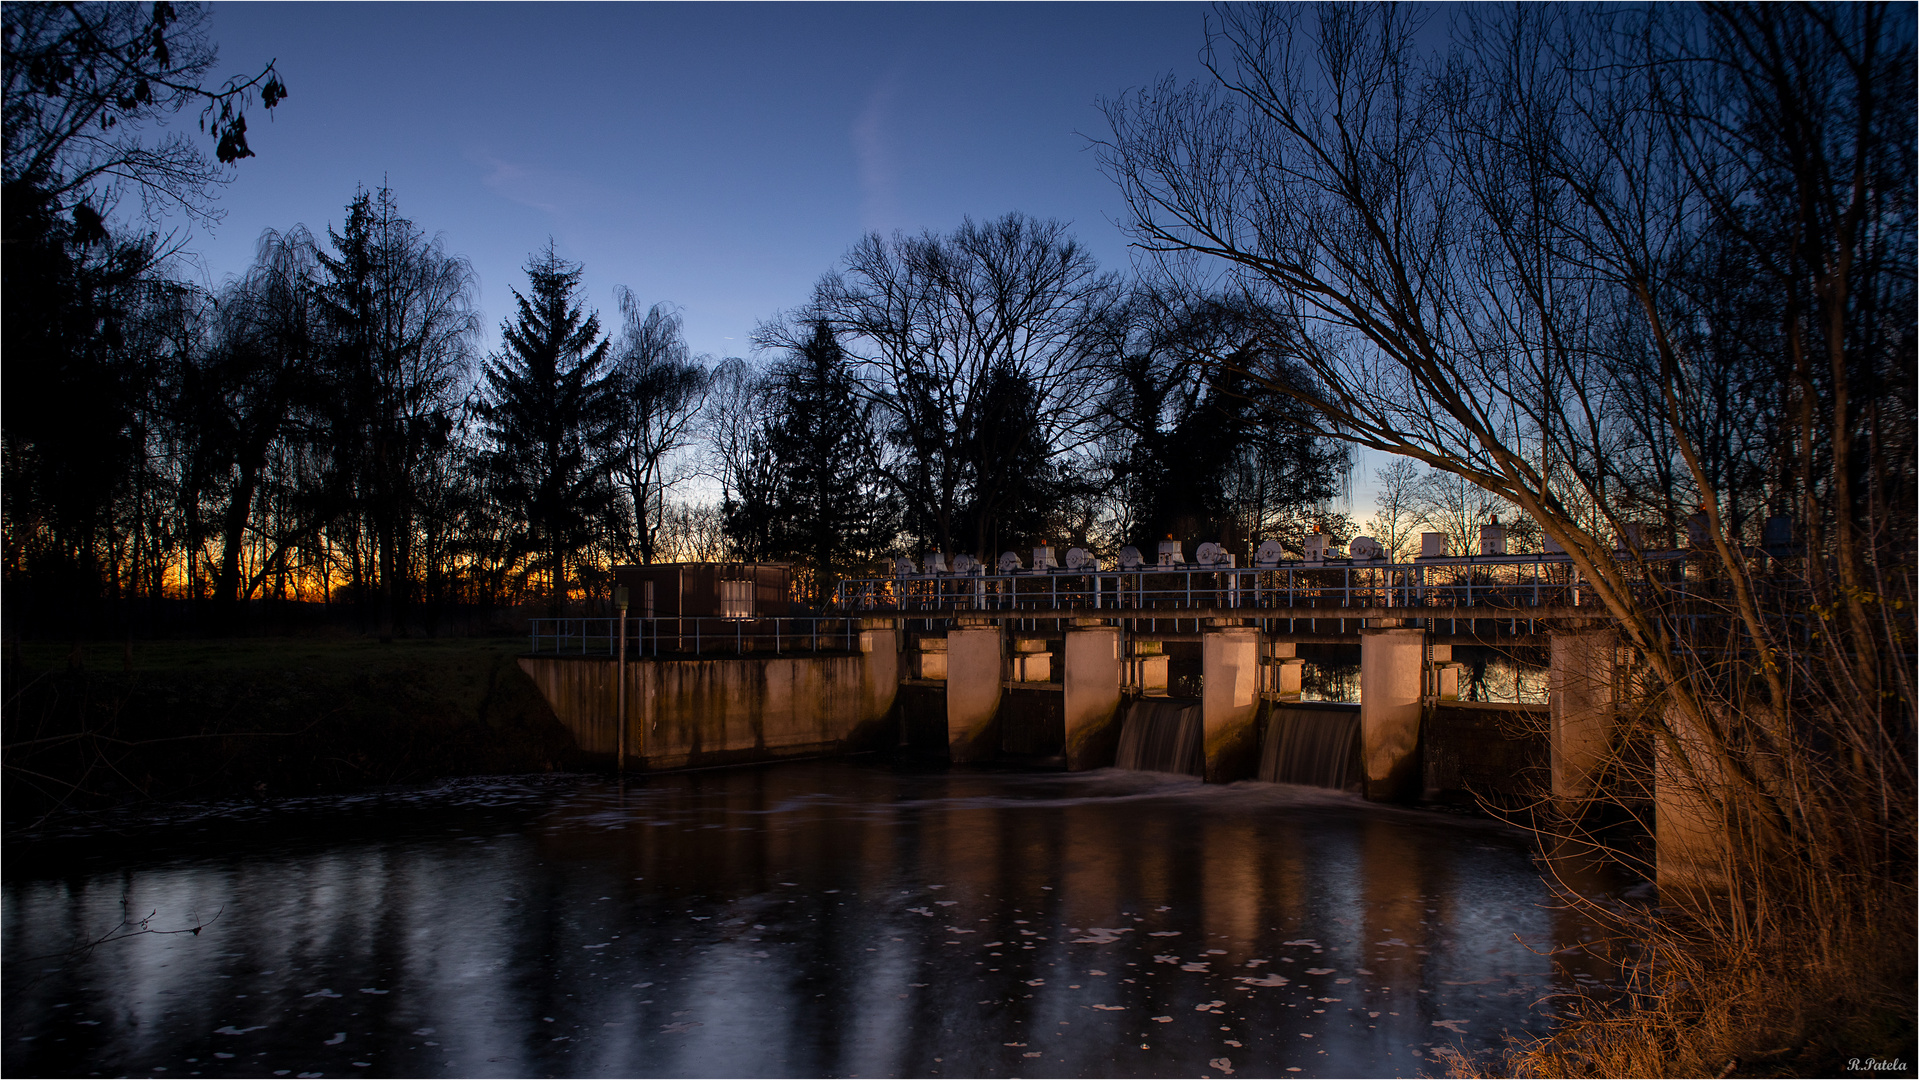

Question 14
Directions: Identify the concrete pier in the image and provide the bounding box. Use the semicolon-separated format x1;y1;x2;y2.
1062;624;1122;770
1656;694;1730;903
1201;625;1261;782
1359;627;1424;801
946;624;1003;763
1549;627;1617;810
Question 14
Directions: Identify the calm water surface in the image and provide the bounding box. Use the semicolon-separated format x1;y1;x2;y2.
3;761;1617;1078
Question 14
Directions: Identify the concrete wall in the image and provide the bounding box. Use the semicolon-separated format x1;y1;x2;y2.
1201;626;1262;782
1422;703;1549;809
1359;627;1424;801
1656;695;1730;903
1062;626;1122;770
1550;628;1618;809
999;687;1066;758
945;626;1003;763
519;626;898;770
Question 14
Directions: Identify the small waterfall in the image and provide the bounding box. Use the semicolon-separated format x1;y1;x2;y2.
1114;699;1204;776
1259;706;1361;789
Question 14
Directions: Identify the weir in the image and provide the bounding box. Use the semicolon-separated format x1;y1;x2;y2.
1113;698;1204;776
523;533;1753;900
1259;704;1360;789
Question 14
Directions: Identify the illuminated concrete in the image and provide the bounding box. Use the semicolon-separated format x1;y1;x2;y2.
1657;695;1731;903
1360;627;1424;801
1550;628;1617;809
945;625;1004;763
1062;625;1122;770
1201;626;1261;782
520;641;898;770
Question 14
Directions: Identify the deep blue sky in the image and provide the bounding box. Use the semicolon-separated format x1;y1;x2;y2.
169;2;1216;362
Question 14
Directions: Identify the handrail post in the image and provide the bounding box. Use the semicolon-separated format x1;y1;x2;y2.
615;586;629;780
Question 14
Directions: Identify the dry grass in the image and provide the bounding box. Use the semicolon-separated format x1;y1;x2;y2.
1444;695;1916;1078
1451;893;1914;1078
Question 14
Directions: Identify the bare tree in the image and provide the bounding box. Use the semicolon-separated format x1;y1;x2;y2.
1362;457;1423;560
1103;3;1913;1068
604;292;708;565
314;187;478;639
702;356;780;560
764;213;1125;558
3;1;288;225
653;500;728;563
189;226;322;625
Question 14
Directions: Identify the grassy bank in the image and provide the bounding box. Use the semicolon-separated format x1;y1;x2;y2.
1444;891;1916;1079
2;636;589;828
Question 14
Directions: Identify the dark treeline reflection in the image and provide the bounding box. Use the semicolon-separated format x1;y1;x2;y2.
3;762;1618;1078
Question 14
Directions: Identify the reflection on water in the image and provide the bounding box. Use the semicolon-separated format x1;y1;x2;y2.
1455;647;1549;706
3;762;1615;1078
1301;645;1549;705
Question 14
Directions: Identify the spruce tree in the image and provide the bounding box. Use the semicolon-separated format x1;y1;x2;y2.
759;322;897;605
477;246;614;615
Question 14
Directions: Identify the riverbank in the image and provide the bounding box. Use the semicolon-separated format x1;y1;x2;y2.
2;637;588;828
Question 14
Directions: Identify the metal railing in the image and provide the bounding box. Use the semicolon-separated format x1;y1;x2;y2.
830;550;1711;638
527;616;863;658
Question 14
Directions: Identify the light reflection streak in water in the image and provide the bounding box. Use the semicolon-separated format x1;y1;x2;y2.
3;761;1618;1077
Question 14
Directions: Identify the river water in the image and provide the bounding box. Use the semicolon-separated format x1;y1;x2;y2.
3;761;1618;1078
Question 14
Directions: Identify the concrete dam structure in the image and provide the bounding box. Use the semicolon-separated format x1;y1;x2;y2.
519;619;900;771
522;526;1774;896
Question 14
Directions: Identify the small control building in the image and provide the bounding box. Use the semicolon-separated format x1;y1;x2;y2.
612;563;794;619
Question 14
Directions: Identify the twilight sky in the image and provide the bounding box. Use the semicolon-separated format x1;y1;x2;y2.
165;2;1216;363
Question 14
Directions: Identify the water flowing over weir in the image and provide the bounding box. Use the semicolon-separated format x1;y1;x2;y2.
1260;705;1362;789
1113;698;1203;775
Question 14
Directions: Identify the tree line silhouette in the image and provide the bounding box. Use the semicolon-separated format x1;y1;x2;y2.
7;186;1351;635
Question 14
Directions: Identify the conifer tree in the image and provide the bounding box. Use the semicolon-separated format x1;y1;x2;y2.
757;321;897;604
477;246;614;615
